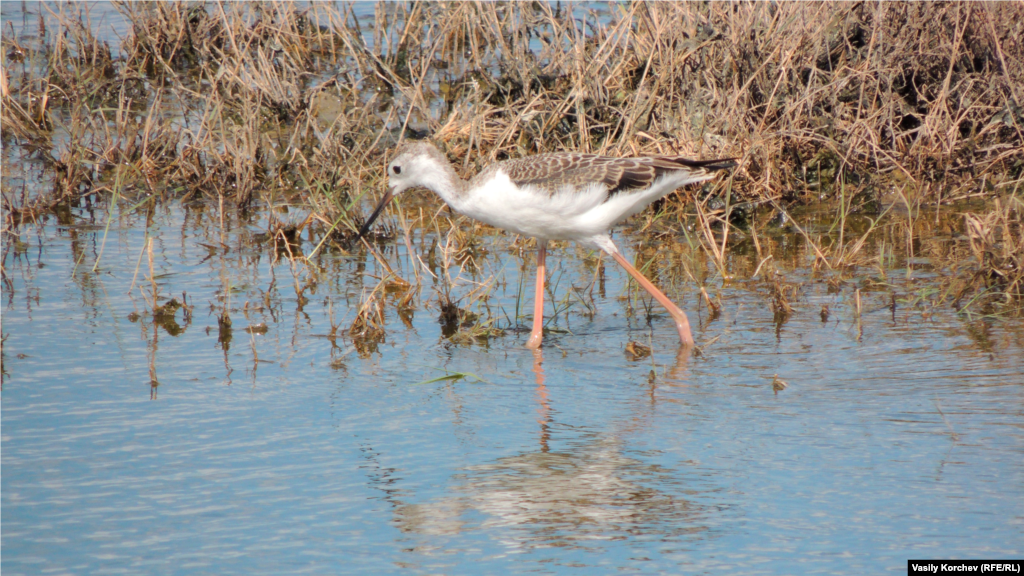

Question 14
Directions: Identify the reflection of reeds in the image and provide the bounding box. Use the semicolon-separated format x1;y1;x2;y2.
432;225;504;344
765;275;797;323
350;279;387;358
956;197;1024;309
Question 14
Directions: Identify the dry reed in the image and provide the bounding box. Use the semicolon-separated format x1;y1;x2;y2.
3;1;1022;331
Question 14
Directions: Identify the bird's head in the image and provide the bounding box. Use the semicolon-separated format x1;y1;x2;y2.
359;142;449;238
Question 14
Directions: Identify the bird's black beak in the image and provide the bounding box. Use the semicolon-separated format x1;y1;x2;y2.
358;188;396;239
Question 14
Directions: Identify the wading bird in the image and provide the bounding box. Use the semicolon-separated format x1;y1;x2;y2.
359;141;734;349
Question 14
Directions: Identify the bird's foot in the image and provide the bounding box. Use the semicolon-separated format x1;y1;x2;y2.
675;321;695;348
525;331;543;349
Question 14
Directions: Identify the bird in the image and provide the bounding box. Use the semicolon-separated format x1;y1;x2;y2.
358;141;735;349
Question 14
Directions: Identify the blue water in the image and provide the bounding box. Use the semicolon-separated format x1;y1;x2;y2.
2;198;1022;575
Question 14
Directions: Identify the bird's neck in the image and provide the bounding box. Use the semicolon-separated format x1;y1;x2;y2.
421;160;466;206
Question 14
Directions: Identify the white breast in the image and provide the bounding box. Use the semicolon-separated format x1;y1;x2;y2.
452;171;604;240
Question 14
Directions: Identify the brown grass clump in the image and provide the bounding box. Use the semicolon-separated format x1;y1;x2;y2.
764;275;799;323
955;197;1024;308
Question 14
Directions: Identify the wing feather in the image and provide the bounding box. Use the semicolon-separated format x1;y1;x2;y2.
493;152;736;197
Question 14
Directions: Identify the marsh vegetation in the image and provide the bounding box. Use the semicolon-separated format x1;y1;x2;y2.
3;2;1022;351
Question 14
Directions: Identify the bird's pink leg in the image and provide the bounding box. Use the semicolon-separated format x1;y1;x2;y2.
607;245;695;347
525;240;547;349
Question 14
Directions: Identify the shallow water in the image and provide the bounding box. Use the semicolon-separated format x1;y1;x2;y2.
2;197;1023;575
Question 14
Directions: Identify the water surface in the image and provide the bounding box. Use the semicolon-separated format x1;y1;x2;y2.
2;197;1022;575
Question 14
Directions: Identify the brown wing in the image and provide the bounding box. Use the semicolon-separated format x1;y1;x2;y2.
499;152;735;196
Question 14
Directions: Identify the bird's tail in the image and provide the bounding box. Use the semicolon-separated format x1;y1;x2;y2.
666;156;738;172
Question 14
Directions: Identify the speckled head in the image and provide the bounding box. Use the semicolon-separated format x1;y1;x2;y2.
359;141;459;238
385;141;452;196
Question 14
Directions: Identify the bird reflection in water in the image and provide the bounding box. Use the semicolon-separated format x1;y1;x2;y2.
389;347;711;553
532;348;551;453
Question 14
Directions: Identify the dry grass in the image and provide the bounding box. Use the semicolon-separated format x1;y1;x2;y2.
2;1;1023;338
5;2;1020;205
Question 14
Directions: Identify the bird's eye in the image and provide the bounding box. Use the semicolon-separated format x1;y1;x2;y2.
392;165;401;175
